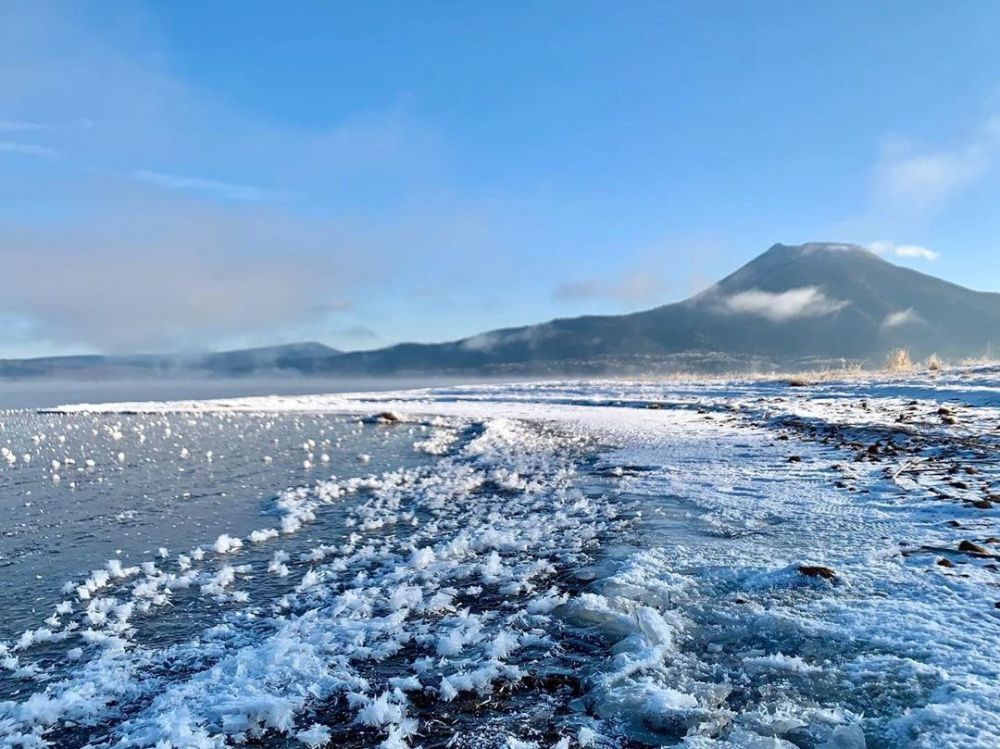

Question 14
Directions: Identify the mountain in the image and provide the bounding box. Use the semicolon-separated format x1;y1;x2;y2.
311;242;1000;375
0;342;340;380
3;243;998;379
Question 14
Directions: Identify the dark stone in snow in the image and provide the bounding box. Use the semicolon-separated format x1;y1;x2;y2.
958;540;990;556
366;412;402;424
798;565;837;580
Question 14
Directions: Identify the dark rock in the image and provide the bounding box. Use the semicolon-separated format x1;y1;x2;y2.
366;412;402;424
937;558;955;568
958;540;990;556
798;565;837;580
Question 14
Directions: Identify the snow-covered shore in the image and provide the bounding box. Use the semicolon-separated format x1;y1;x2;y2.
3;368;1000;748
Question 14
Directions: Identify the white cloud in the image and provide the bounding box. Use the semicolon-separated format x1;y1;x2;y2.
0;140;58;159
133;170;289;202
873;118;999;209
882;308;923;328
720;287;848;322
867;240;939;261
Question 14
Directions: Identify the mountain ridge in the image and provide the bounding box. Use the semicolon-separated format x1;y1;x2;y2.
4;243;998;378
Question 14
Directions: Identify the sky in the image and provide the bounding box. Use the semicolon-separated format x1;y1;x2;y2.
1;0;999;357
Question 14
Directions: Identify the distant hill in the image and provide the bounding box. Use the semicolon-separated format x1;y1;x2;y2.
4;243;999;379
0;342;340;380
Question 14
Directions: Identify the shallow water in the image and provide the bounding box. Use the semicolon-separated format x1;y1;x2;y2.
0;411;431;641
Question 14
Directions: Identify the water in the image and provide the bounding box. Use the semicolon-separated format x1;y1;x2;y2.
0;410;432;641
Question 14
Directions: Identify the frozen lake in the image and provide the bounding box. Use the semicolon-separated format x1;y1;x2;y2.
2;371;999;748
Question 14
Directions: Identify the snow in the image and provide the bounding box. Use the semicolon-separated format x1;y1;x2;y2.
3;367;1000;747
295;723;332;747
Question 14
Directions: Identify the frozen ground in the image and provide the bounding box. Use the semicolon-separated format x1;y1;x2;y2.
2;367;1000;748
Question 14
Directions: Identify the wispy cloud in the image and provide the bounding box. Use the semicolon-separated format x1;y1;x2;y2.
554;271;668;305
720;287;848;322
0;120;53;132
132;170;290;202
883;308;923;328
0;140;58;159
873;117;1000;209
460;326;551;352
867;240;939;261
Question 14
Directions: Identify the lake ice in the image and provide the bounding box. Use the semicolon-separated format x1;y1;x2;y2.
2;370;999;748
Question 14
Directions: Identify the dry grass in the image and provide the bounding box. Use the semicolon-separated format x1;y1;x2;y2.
959;345;999;367
575;350;1000;388
885;348;914;372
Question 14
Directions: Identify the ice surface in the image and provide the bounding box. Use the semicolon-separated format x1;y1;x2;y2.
2;367;1000;747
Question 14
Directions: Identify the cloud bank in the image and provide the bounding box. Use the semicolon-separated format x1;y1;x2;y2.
0;1;501;354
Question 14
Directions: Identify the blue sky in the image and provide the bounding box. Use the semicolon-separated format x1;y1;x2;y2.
1;0;999;356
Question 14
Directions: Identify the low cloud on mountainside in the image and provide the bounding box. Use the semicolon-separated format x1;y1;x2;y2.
882;308;924;328
719;287;849;323
867;241;940;261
